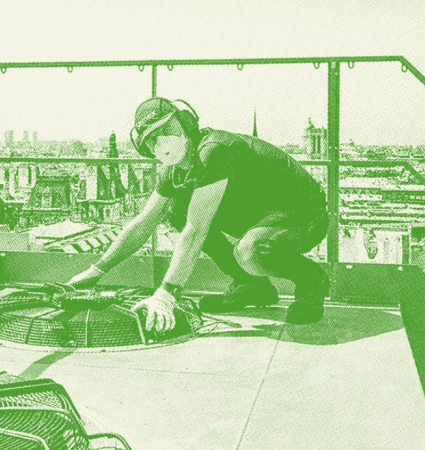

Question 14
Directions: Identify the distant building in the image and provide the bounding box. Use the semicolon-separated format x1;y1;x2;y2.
4;131;14;150
18;173;73;229
4;134;153;230
22;130;29;144
32;131;39;151
0;164;37;201
74;133;148;224
76;165;125;223
124;164;149;216
340;140;363;160
302;118;328;160
366;147;387;160
1;200;25;231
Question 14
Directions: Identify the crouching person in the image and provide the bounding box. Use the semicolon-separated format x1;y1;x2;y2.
68;97;329;332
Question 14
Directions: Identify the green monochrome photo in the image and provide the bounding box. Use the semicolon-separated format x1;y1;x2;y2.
0;1;424;449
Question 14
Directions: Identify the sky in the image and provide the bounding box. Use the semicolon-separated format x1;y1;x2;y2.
2;0;425;146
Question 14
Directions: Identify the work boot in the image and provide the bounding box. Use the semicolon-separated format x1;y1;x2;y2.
198;277;279;313
285;298;325;325
286;270;329;325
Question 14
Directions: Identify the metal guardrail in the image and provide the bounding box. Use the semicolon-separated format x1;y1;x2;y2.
0;157;156;164
2;55;425;273
0;55;410;68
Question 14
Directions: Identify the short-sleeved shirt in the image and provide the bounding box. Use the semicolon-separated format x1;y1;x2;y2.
156;128;326;237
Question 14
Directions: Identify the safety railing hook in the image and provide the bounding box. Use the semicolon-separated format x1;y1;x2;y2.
138;65;145;72
401;64;408;73
1;68;7;74
67;66;73;73
348;61;355;69
237;63;244;71
313;62;320;70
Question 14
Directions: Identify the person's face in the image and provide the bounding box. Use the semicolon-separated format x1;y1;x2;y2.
144;117;189;166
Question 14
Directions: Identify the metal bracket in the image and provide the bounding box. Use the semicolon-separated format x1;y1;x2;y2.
402;64;408;73
237;63;244;71
138;65;145;72
1;68;7;74
67;66;73;73
348;61;355;69
167;64;174;71
313;62;321;69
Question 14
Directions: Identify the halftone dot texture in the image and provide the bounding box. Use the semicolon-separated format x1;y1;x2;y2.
2;0;425;446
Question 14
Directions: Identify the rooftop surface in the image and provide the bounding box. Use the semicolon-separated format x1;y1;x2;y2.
0;300;424;449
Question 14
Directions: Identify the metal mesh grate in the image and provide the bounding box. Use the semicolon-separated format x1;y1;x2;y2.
0;314;33;344
0;391;64;410
87;308;143;347
0;287;203;348
0;408;90;450
0;291;46;313
0;379;81;419
67;310;90;347
26;311;78;347
0;429;46;450
0;377;132;449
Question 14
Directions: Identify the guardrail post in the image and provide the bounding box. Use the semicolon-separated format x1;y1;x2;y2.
151;162;161;290
328;61;340;297
151;65;159;289
152;65;157;98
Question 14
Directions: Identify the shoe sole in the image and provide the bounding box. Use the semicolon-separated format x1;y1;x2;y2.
285;315;324;325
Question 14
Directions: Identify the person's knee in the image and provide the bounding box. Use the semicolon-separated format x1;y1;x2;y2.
233;228;271;276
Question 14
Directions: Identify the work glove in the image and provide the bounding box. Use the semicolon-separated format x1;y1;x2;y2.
67;264;105;289
130;287;177;333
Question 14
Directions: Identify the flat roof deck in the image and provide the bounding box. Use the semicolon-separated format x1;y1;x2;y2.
0;301;423;450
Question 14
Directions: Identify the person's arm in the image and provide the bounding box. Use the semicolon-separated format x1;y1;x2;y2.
96;190;169;273
130;179;228;333
162;178;228;288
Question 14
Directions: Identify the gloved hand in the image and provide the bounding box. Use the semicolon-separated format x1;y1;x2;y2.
130;287;177;332
67;264;105;289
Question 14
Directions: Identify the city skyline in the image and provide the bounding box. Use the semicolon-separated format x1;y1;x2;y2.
4;117;425;152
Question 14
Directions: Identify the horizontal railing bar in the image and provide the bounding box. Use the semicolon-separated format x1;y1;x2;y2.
0;56;404;69
339;160;422;167
0;157;155;164
0;158;420;167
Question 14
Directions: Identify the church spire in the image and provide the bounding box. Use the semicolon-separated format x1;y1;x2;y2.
253;109;258;137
